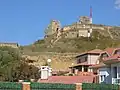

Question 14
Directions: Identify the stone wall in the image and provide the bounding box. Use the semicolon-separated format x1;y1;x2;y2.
45;19;120;40
0;43;18;48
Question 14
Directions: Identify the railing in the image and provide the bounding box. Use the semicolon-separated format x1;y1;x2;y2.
112;78;120;84
82;83;119;90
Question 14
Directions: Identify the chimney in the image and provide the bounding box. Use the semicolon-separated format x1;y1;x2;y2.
40;66;49;80
40;66;52;80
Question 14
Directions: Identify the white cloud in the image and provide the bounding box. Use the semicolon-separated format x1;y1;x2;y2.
115;0;120;9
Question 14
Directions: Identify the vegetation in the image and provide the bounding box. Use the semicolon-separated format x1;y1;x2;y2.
19;30;120;70
21;31;120;53
0;46;39;82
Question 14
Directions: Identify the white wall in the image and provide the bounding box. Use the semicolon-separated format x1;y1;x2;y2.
88;54;99;65
99;67;111;84
111;62;120;84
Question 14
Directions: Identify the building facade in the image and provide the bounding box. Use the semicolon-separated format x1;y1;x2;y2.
69;49;103;76
91;48;120;84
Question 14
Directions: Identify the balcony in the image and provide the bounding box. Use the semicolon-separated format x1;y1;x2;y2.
112;78;120;84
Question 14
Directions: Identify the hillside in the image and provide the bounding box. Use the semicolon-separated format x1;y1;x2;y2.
20;29;120;70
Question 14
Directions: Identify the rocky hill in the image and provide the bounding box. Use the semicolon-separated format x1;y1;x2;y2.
20;29;120;70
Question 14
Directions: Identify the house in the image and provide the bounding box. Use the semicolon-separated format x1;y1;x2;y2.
69;49;103;76
90;48;120;84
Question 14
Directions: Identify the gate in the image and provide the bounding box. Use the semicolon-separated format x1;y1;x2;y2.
82;83;119;90
30;82;76;90
0;82;22;90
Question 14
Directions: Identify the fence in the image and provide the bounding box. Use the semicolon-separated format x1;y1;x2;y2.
0;82;22;90
0;82;120;90
30;82;76;90
82;83;119;90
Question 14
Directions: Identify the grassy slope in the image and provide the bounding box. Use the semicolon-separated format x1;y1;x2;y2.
20;31;120;70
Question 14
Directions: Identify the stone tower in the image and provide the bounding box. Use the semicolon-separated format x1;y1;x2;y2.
44;20;61;37
79;16;91;24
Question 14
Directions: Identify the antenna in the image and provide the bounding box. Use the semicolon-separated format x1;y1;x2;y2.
90;6;92;24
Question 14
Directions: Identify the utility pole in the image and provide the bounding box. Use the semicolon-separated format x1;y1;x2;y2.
88;6;93;42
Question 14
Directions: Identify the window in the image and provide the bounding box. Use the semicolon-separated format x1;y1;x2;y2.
118;67;120;78
84;66;88;72
114;50;120;55
101;53;108;60
81;57;87;62
77;59;81;64
113;67;117;78
78;66;82;71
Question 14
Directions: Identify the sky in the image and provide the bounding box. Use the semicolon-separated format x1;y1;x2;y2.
0;0;120;45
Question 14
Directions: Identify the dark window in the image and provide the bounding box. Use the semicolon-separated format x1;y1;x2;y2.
78;66;82;71
84;66;88;72
113;67;117;78
114;50;120;55
77;59;81;64
101;53;108;59
72;68;75;73
56;28;59;31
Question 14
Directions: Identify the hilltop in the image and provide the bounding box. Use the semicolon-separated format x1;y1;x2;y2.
20;16;120;70
20;30;120;70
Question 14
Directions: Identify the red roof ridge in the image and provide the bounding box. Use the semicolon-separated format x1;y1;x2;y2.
76;49;103;57
38;76;94;84
104;47;120;56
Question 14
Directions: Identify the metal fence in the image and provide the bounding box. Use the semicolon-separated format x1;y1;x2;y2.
82;83;119;90
30;82;76;90
0;82;22;90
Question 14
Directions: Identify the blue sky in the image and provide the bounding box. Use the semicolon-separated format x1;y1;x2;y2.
0;0;120;45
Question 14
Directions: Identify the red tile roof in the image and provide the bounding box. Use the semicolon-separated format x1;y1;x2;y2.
87;49;103;54
104;48;120;56
38;76;94;84
104;48;115;56
103;54;120;61
76;49;103;57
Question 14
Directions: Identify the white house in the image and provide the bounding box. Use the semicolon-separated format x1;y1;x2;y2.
90;48;120;84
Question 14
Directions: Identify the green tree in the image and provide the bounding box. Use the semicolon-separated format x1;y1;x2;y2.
0;46;40;82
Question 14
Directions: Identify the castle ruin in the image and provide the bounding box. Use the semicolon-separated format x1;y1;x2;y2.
44;16;113;39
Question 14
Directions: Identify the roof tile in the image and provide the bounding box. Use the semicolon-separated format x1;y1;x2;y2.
38;76;94;84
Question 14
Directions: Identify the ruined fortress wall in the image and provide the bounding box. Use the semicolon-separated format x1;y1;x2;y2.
63;26;72;31
78;29;88;37
0;43;18;48
63;24;105;32
45;19;120;39
65;31;78;38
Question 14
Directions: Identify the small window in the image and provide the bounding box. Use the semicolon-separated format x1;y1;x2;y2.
84;66;88;72
42;67;45;69
113;67;117;78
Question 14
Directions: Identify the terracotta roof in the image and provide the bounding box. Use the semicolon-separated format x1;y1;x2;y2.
103;54;120;61
104;48;115;56
87;49;103;54
38;76;94;84
76;49;103;57
104;48;120;56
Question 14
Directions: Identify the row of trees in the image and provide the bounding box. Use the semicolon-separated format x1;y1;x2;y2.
0;46;40;82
